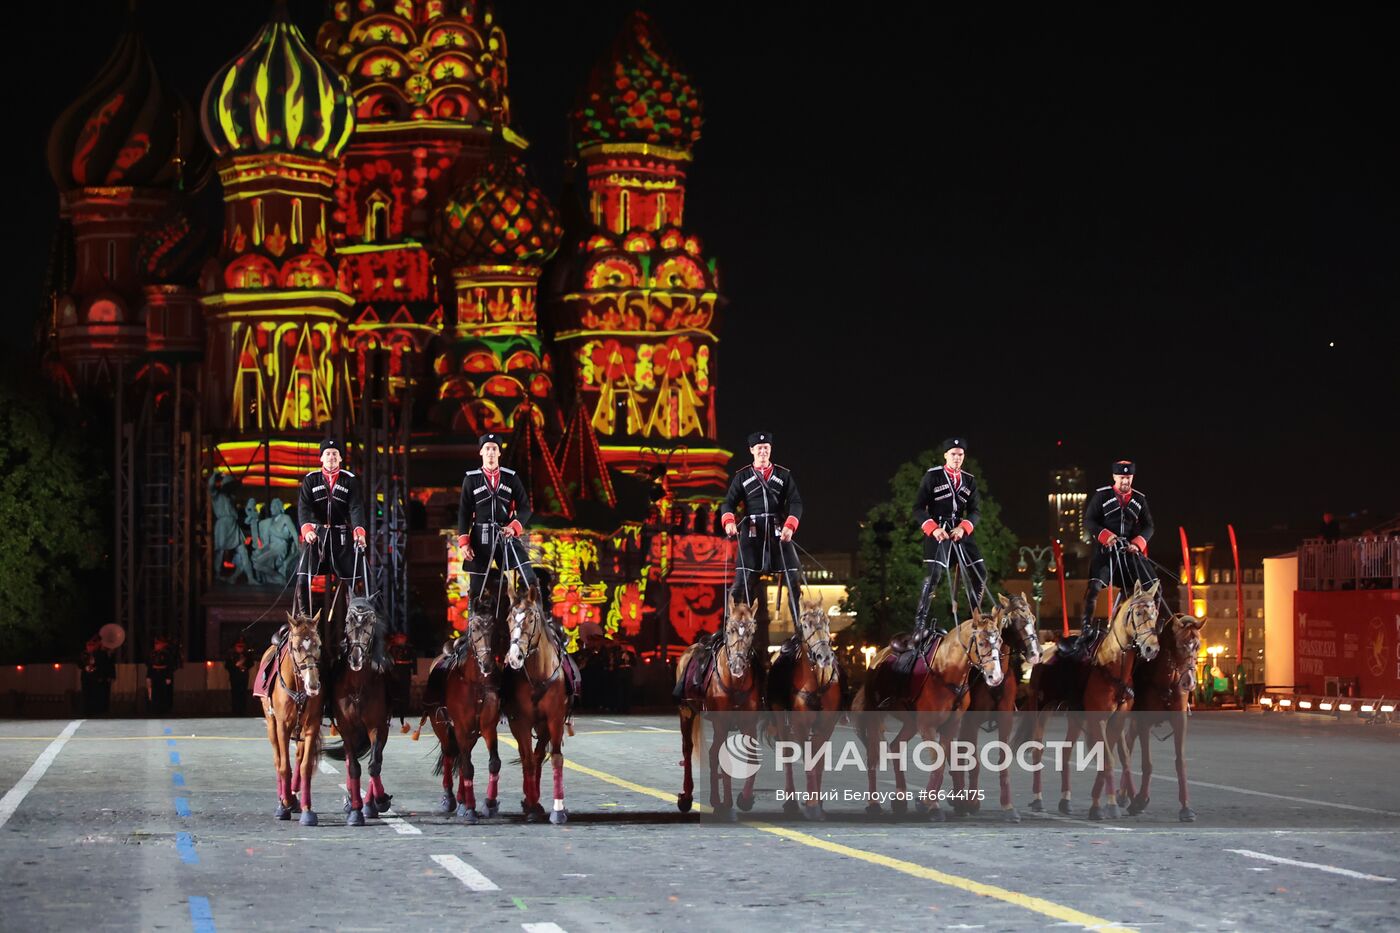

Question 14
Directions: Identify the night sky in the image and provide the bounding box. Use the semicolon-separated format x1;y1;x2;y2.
16;2;1398;555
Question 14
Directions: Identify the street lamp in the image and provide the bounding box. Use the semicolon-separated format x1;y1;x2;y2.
1017;544;1057;624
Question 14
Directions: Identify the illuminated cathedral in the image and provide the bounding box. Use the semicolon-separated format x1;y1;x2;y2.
43;2;732;659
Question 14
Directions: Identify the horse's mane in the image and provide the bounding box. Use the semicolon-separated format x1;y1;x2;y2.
1094;584;1158;666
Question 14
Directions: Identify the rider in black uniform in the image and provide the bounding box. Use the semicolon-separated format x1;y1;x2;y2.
911;437;986;635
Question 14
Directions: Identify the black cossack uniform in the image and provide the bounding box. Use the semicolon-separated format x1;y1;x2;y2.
910;466;987;629
297;469;366;579
1079;485;1156;626
721;464;805;621
457;466;536;598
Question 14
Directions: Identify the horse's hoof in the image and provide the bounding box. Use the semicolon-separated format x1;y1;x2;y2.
549;809;568;825
967;800;982;813
463;808;479;826
782;800;801;817
1002;808;1021;824
1104;803;1120;820
1087;805;1103;822
374;794;392;812
736;793;755;813
891;799;908;816
437;793;455;816
274;804;291;821
484;799;500;818
299;810;318;827
455;803;470;819
1057;799;1072;815
802;805;825;822
533;802;548;819
346;808;365;827
927;807;946;823
678;795;693;814
364;800;378;820
525;809;541;824
1179;806;1197;823
289;798;302;815
1029;799;1044;813
1116;790;1131;808
341;797;352;815
865;803;883;818
725;807;738;823
520;798;531;814
915;799;930;815
1128;794;1149;816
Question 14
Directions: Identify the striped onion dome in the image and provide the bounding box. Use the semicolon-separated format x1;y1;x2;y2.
433;156;562;267
201;2;355;160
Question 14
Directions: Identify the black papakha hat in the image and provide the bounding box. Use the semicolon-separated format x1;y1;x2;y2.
747;431;773;447
478;432;503;449
1112;460;1136;475
319;438;343;453
941;437;967;453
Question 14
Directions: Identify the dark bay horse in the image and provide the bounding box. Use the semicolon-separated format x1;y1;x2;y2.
853;610;1004;821
259;610;324;825
767;598;845;820
503;586;574;825
950;592;1044;821
323;597;393;826
425;596;503;823
1116;613;1206;821
675;601;761;819
1018;579;1161;820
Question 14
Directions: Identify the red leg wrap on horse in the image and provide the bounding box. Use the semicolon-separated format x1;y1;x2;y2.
346;777;362;809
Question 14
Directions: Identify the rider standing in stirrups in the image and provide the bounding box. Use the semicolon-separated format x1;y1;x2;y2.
911;437;986;637
297;438;368;615
1074;459;1156;650
722;430;806;623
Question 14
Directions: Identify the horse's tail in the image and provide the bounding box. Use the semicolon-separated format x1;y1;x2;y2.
431;717;457;778
1012;663;1047;748
320;738;371;762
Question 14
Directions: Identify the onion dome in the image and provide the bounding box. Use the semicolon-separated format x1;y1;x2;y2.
47;28;199;191
433;157;562;267
316;0;510;125
201;3;355;160
572;11;703;151
136;204;211;287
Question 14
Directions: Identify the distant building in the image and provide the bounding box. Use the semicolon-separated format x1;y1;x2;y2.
1048;467;1091;574
1179;544;1267;682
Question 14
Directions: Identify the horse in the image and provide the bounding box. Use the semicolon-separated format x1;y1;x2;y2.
322;597;393;827
766;597;845;820
502;585;574;825
258;610;324;825
852;610;1004;821
1115;612;1205;821
1017;579;1161;820
675;600;761;819
425;595;503;823
949;592;1044;821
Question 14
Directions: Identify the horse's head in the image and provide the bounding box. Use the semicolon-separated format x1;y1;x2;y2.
285;610;323;696
968;608;1005;687
1124;580;1161;661
342;597;379;672
505;585;547;671
797;597;837;674
723;599;758;678
997;591;1042;667
465;595;497;676
1171;614;1206;694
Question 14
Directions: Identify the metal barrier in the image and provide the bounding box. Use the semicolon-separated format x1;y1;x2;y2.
1298;536;1400;591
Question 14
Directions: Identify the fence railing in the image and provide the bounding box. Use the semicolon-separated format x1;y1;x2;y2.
1298;536;1400;591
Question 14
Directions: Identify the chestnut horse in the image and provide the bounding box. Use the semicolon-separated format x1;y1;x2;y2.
425;595;503;823
949;592;1044;821
323;597;393;827
1116;612;1206;821
259;610;324;825
1018;579;1160;820
503;586;574;824
767;598;845;821
675;601;761;819
853;610;1004;821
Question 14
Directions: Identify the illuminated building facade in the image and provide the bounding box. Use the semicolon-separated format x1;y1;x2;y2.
1048;466;1090;570
44;3;732;658
1180;544;1266;681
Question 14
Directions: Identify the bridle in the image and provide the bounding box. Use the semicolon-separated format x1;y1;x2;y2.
278;626;321;706
507;601;561;690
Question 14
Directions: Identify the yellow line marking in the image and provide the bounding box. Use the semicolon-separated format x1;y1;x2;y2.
501;735;1134;932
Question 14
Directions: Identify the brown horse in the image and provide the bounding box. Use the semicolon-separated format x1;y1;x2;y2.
322;597;392;827
767;597;845;821
503;586;574;825
949;592;1044;821
1116;612;1206;821
1018;579;1161;820
675;600;761;819
259;610;324;825
425;595;503;824
853;610;1004;821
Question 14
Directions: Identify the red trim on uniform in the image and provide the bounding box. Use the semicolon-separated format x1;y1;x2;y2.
482;467;501;490
1115;487;1133;507
721;512;736;528
958;520;975;536
507;519;524;537
301;523;315;541
457;534;470;549
783;516;799;532
1132;536;1148;555
1097;528;1116;546
754;464;773;482
946;467;962;489
921;519;937;536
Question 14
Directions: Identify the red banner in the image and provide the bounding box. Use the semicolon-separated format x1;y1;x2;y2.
1293;590;1400;696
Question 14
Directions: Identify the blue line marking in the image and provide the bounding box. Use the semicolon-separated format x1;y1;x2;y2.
169;751;181;765
175;797;191;818
167;738;177;747
188;896;215;933
172;772;186;787
163;727;173;735
176;832;199;865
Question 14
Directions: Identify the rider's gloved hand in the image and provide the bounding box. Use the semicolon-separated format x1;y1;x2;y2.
724;522;738;537
354;527;366;550
302;524;317;544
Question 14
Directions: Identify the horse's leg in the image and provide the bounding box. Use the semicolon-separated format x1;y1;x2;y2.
532;732;549;819
1059;713;1082;814
862;713;884;816
1173;710;1195;821
434;709;457;815
707;719;733;818
1085;714;1110;821
890;717;917;816
1028;711;1047;811
269;707;292;820
677;704;697;813
1102;711;1125;817
993;709;1016;820
781;711;800;816
483;697;502;818
1129;717;1153;815
1118;717;1138;808
809;707;840;821
367;701;392;816
948;712;971;813
344;726;365;826
509;712;539;822
923;716;952;823
547;696;569;825
298;714;320;826
454;714;478;823
737;715;759;815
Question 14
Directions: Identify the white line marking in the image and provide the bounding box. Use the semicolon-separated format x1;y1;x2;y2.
597;719;623;725
1025;810;1134;832
1190;780;1400;817
0;720;82;830
522;925;568;933
432;854;500;891
640;725;673;732
319;760;339;775
1227;849;1396;882
380;815;422;835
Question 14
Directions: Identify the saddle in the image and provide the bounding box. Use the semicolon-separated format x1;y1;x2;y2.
876;630;940;709
251;630;289;699
1056;629;1106;664
673;629;722;702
